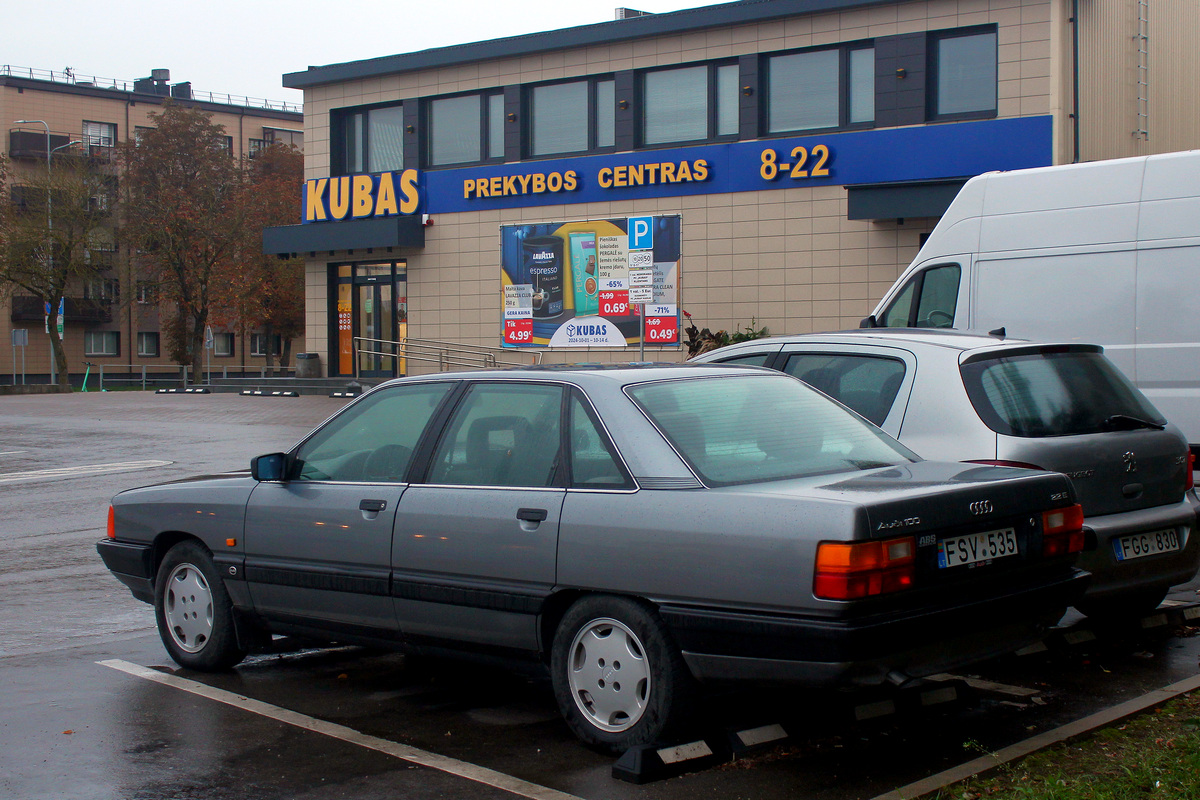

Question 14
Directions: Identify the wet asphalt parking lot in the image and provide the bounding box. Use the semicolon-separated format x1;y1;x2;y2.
3;390;1200;800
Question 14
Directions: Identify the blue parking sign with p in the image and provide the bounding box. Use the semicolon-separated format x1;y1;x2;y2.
628;216;654;251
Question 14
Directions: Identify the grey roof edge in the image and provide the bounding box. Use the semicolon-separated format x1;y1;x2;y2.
283;0;891;89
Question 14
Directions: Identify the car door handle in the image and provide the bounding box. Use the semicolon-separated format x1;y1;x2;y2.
359;499;387;512
516;507;547;522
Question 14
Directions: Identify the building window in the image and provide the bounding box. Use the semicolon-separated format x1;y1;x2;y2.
82;121;116;147
528;77;615;157
216;135;234;154
427;92;504;167
487;94;505;160
137;332;159;357
264;128;303;148
85;331;119;356
335;103;405;174
83;278;120;305
641;62;738;146
251;333;282;357
213;332;235;357
135;281;157;305
767;44;874;134
930;28;997;118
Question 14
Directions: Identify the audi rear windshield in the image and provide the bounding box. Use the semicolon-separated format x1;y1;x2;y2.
626;373;915;486
961;350;1166;438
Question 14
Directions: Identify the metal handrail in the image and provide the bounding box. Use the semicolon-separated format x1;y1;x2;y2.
353;336;543;377
1;64;302;114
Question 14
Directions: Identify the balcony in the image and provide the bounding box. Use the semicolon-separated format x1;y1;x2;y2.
8;129;74;160
11;296;113;324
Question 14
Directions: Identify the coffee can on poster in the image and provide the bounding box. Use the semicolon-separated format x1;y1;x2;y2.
521;236;565;319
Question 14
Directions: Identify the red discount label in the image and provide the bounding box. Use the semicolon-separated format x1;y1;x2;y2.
599;290;631;317
504;318;534;345
643;315;679;344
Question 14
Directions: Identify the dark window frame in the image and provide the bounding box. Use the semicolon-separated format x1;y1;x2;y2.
637;59;741;149
422;90;506;169
523;74;618;160
84;330;120;357
136;331;160;358
926;25;999;122
761;40;876;138
331;101;407;176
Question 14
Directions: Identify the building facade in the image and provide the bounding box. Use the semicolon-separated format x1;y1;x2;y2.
266;0;1199;378
2;66;303;386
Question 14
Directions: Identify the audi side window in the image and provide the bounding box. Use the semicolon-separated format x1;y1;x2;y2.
293;382;454;482
568;393;633;489
427;383;564;487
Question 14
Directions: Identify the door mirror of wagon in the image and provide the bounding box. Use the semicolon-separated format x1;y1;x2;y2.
251;453;289;482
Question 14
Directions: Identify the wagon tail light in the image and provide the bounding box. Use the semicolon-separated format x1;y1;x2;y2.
1042;504;1084;557
814;536;916;600
106;505;115;539
1186;451;1196;492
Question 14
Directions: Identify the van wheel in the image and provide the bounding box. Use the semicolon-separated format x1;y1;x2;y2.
550;596;694;753
154;541;247;671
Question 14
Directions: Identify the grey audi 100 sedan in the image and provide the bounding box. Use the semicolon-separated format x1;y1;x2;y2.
693;330;1200;619
99;365;1089;752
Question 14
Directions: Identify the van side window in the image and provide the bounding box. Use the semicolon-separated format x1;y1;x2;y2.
915;265;961;328
878;264;961;328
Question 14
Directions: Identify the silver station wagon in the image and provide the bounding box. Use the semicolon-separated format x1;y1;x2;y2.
694;330;1200;618
99;365;1089;751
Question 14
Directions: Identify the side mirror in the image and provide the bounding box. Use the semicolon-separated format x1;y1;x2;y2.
859;315;878;329
251;453;289;482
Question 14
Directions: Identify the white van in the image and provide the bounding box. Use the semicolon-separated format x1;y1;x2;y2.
864;150;1200;446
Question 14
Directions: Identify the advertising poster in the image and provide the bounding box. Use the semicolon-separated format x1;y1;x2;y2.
500;216;681;348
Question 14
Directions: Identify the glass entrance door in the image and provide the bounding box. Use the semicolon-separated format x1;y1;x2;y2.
358;280;395;376
331;261;407;378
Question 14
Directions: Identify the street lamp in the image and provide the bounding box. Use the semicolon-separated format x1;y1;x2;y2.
13;120;80;384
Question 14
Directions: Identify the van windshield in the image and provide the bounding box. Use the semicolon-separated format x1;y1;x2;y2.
961;350;1166;437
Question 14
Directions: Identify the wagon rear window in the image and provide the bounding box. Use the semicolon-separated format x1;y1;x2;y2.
960;350;1166;437
626;374;914;486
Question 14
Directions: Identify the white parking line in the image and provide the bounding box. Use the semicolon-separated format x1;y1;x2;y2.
98;659;585;800
0;450;27;456
0;460;172;484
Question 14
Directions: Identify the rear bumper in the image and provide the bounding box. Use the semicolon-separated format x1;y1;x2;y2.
96;539;155;604
662;568;1089;686
1077;498;1200;601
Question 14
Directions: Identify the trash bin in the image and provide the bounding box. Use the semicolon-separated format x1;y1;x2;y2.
295;353;321;379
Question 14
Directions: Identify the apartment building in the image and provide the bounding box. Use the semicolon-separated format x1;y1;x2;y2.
264;0;1199;378
2;66;303;385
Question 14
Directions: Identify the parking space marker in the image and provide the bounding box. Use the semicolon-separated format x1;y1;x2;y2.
98;659;585;800
870;672;1200;800
0;460;172;484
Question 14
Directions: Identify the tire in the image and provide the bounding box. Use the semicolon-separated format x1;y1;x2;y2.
154;541;247;671
550;595;694;753
1076;587;1168;621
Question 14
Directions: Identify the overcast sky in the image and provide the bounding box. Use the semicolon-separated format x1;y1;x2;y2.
6;0;729;105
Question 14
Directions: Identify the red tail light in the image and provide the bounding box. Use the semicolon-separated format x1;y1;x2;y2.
106;505;115;539
1042;504;1084;557
814;536;916;600
965;460;1045;470
1186;451;1195;492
